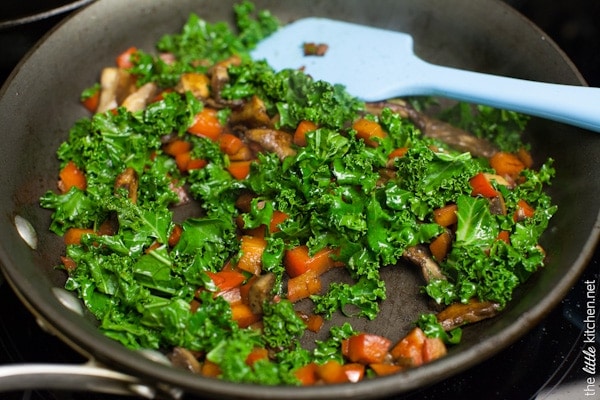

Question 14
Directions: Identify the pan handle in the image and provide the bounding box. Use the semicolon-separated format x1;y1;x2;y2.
0;360;183;399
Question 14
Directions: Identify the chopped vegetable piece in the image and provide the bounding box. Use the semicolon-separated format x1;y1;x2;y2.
287;269;321;303
219;133;245;156
390;327;427;367
245;347;269;366
429;230;452;261
433;204;458;227
422;337;447;363
303;42;329;56
469;172;498;198
295;362;319;385
293;120;318;146
283;245;339;278
517;147;534;169
343;333;392;365
388;147;408;160
60;256;77;272
63;228;95;246
305;313;324;333
186;158;208;171
58;161;87;193
188;107;223;140
227;160;253;180
201;360;221;378
343;363;365;382
496;230;511;244
231;302;261;328
369;363;402;376
317;360;349;384
81;88;100;113
489;151;526;178
268;210;288;233
513;199;535;221
163;140;192;157
352;118;386;147
116;46;138;69
206;270;246;292
237;235;267;275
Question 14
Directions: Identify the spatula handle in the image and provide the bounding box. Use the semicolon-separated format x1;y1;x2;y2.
419;62;600;132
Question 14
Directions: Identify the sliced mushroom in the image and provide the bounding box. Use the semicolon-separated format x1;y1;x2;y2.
488;193;507;216
229;95;274;129
366;100;499;158
168;347;202;374
248;272;276;315
403;245;446;283
114;167;139;203
97;67;136;113
208;55;243;107
243;128;296;160
121;82;158;112
169;180;191;206
436;299;501;331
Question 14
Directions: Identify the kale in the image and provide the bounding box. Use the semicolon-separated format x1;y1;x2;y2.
439;102;530;152
312;275;386;320
223;64;365;130
262;300;306;348
130;0;279;87
416;314;462;345
313;322;356;364
40;1;557;385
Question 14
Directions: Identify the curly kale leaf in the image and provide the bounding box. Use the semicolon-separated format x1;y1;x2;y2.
131;1;279;87
223;64;364;130
262;300;307;349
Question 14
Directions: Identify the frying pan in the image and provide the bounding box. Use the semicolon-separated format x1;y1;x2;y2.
0;0;598;398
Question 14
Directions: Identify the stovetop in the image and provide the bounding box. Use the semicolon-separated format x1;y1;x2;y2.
0;1;598;399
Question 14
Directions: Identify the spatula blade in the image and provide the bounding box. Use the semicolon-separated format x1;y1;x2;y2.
251;18;420;101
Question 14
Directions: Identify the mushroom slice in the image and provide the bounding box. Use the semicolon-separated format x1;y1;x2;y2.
436;299;501;331
403;245;446;283
121;82;158;112
169;347;202;374
243;128;296;160
114;167;139;203
229;95;273;128
488;193;507;216
209;55;243;107
97;67;135;113
366;100;499;158
248;272;276;315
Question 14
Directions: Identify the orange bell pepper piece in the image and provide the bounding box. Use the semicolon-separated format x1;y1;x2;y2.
188;107;223;141
342;333;392;365
287;269;321;303
236;235;267;275
63;227;95;246
489;151;525;179
293;120;318;147
58;161;87;193
432;204;458;227
226;160;252;180
352;118;387;147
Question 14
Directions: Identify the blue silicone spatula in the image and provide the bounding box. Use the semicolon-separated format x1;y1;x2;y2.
251;18;600;132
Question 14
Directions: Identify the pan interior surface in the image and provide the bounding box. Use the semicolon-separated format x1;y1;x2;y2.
0;0;598;399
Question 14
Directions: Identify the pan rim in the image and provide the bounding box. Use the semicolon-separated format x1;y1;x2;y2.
0;0;598;398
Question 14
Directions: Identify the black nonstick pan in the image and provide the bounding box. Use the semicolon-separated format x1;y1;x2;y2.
0;0;598;398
